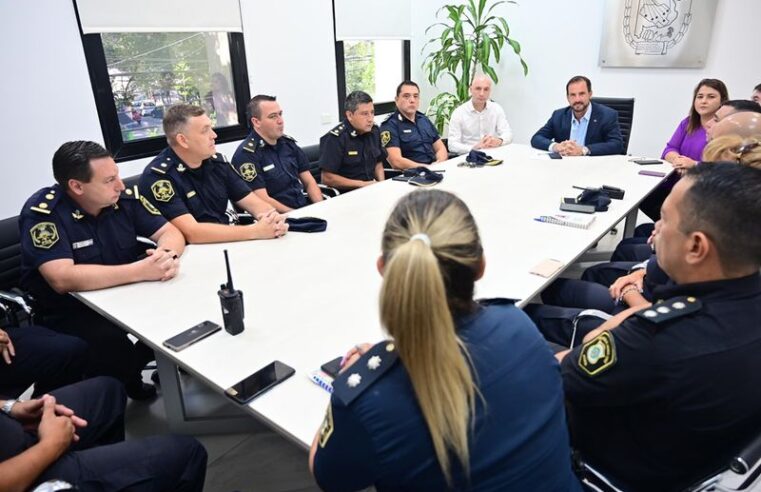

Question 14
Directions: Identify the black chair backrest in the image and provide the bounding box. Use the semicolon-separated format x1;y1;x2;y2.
301;143;322;182
592;97;635;154
0;215;21;291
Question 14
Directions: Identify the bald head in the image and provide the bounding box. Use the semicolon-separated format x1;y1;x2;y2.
469;74;492;107
712;112;761;139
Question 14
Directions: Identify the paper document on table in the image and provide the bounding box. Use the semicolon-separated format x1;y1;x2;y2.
534;212;596;229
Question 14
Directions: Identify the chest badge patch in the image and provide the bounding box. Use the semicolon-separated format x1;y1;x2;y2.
380;130;391;147
239;162;257;182
30;222;59;249
151;180;175;202
578;331;617;376
318;404;334;448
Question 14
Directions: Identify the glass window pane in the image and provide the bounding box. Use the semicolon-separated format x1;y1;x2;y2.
344;40;402;104
103;32;239;143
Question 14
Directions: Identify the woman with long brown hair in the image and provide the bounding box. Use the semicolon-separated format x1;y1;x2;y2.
310;189;581;491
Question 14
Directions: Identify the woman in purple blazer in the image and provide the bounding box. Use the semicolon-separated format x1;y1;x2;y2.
640;79;728;220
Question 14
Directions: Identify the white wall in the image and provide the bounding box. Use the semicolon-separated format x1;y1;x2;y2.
411;0;759;157
0;0;339;218
1;0;757;218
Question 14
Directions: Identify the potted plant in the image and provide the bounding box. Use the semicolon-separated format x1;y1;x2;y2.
422;0;528;133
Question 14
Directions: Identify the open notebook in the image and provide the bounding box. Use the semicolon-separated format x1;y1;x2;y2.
534;212;596;229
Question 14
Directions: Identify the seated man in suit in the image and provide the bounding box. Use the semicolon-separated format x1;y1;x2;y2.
531;76;623;156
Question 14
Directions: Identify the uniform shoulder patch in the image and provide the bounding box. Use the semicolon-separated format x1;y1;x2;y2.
242;136;259;153
283;134;296;142
29;222;59;249
238;162;257;182
332;341;399;407
29;187;62;215
578;331;616;376
328;123;345;137
318;404;334;448
380;130;391;147
139;196;162;216
635;296;702;324
151;179;175;202
210;153;228;163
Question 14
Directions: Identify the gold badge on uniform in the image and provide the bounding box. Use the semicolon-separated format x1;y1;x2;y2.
380;130;391;147
578;331;616;376
30;222;59;249
139;196;161;216
318;404;334;448
239;162;257;182
150;180;175;202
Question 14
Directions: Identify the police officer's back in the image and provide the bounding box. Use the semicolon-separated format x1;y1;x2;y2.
558;163;761;491
310;189;581;492
231;95;323;212
319;91;386;192
379;81;448;169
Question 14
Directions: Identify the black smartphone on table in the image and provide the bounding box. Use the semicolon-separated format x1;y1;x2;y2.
632;159;662;165
225;361;296;404
548;152;563;159
320;356;343;378
163;320;221;352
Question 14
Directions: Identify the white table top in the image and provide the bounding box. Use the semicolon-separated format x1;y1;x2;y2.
76;144;671;448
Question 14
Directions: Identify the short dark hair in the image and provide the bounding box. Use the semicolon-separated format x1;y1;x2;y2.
721;99;761;114
345;91;373;113
247;94;277;121
753;83;761;93
680;163;761;272
566;75;591;94
163;104;206;145
52;141;111;189
396;80;420;97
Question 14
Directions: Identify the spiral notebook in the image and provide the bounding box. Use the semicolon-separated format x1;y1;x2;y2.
534;212;596;229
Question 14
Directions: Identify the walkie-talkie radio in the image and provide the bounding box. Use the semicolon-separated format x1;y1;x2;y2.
218;249;245;335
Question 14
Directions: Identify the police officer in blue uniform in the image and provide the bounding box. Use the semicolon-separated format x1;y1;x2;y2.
231;95;323;212
557;164;761;491
380;80;448;169
319;91;386;192
139;104;288;243
0;376;207;491
19;141;186;400
310;189;581;491
0;325;87;399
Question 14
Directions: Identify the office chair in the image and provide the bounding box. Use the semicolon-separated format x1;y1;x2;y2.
576;429;761;492
0;215;36;325
591;97;635;155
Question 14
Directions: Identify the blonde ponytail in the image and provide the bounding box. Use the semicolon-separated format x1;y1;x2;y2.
380;190;482;485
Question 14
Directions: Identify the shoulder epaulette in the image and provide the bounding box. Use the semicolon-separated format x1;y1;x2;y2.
120;184;140;200
28;187;62;215
242;134;261;153
328;123;346;137
634;296;702;324
382;112;396;124
210;152;228;164
282;134;296;142
332;341;399;406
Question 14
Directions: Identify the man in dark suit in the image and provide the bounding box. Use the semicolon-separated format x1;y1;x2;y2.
531;76;623;156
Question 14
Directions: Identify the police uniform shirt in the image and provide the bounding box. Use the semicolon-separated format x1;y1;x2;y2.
562;274;761;491
19;185;167;310
230;131;309;209
139;147;252;224
319;121;386;182
379;110;441;164
314;303;582;492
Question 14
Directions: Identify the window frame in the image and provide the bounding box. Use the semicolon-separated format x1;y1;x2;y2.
74;4;251;162
334;39;411;118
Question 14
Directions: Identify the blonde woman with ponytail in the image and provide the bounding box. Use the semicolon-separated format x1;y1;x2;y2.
310;189;581;491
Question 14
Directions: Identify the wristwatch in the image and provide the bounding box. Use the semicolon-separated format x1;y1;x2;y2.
1;398;19;415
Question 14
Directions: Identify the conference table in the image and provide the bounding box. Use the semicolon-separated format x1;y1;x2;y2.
75;144;672;449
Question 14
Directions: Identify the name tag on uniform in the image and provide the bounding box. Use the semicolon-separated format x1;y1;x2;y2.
347;151;358;156
263;164;275;172
402;129;413;133
72;239;94;250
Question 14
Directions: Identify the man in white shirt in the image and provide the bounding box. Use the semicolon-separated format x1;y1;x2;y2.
447;74;513;155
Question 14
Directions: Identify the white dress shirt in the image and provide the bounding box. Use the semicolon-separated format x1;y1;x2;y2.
447;99;513;155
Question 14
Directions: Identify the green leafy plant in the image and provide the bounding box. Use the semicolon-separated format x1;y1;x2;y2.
422;0;528;133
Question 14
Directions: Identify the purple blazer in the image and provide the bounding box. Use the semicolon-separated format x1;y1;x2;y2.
661;117;707;161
